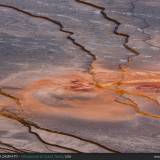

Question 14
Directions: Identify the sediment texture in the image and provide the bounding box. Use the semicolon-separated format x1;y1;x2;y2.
0;0;160;153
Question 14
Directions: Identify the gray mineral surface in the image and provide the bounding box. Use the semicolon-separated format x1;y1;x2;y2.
0;0;160;153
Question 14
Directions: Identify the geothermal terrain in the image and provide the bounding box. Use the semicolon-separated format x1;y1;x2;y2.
0;0;160;153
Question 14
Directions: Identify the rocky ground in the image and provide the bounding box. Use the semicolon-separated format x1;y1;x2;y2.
0;0;160;153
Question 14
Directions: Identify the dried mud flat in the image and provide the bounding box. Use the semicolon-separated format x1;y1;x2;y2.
0;0;160;153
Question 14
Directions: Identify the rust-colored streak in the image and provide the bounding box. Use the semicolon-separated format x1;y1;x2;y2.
69;79;94;92
17;72;136;122
116;97;160;119
136;83;160;93
0;1;160;153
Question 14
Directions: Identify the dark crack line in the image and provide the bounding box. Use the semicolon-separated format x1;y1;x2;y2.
28;126;80;153
0;141;24;153
30;126;118;153
0;147;18;153
0;112;119;153
0;4;118;152
0;88;21;105
0;146;34;153
75;0;160;118
75;0;141;72
0;147;35;153
0;1;155;153
0;4;96;75
115;96;160;119
0;88;24;114
73;1;143;109
0;113;81;153
0;142;37;153
0;4;119;153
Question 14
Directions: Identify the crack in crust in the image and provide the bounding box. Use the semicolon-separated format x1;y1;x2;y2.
0;4;96;74
0;4;119;153
0;112;119;153
0;88;21;105
115;96;160;119
0;1;160;153
0;141;24;153
75;0;141;72
74;0;160;119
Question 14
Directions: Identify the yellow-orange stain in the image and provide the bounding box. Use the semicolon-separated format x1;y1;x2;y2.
1;68;160;122
14;71;135;122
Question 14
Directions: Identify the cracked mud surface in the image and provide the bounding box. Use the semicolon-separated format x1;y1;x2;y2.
0;0;160;153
